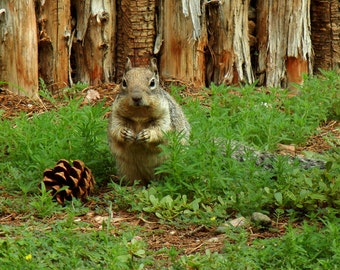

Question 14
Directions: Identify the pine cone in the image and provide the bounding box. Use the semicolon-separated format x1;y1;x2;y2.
42;159;95;205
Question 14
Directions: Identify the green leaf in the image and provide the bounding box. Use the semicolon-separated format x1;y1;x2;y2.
325;161;333;171
309;194;327;202
274;192;283;205
149;195;158;206
161;195;174;208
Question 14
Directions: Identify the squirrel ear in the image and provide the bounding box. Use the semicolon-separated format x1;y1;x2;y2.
150;58;158;75
125;57;132;72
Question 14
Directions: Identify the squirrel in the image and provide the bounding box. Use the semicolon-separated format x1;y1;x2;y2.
108;58;191;185
108;59;326;185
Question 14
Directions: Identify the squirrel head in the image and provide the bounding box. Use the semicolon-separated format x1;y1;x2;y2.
120;58;160;107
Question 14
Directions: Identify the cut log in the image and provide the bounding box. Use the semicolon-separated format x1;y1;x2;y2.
204;0;254;85
115;0;156;80
71;0;116;86
0;0;337;99
36;0;71;93
311;0;340;72
0;0;39;99
257;0;313;89
159;0;205;88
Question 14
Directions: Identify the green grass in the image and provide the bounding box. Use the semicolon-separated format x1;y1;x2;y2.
0;70;339;268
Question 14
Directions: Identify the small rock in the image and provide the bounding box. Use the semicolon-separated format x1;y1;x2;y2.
94;215;108;224
215;216;247;234
206;237;220;243
277;143;296;155
251;212;272;227
229;216;247;227
84;89;100;104
132;236;143;241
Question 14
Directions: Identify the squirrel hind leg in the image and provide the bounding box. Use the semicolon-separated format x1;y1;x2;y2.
116;159;154;186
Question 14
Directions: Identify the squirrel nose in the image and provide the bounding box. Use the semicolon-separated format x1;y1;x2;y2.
131;89;143;105
132;96;142;102
132;96;142;105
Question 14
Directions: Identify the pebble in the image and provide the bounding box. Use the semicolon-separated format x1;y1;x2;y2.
251;212;272;227
215;216;247;234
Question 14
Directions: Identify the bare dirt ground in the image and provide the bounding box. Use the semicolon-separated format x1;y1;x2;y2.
0;84;339;256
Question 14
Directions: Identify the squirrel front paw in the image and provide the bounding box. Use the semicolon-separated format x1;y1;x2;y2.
136;129;151;142
121;128;136;141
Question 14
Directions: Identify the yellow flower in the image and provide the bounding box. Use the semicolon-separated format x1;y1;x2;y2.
25;254;32;261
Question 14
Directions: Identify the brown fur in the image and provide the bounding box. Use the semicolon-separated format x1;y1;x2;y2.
108;58;190;185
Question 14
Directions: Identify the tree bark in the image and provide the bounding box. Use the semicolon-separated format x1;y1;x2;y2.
0;0;39;99
115;0;156;80
257;0;313;89
37;0;116;90
71;0;116;86
36;0;71;93
311;0;340;72
205;0;254;85
0;0;337;99
158;0;205;87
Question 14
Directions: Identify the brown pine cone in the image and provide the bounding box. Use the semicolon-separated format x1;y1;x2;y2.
42;159;95;205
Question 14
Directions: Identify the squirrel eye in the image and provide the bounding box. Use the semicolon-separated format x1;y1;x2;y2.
149;78;156;89
122;78;127;88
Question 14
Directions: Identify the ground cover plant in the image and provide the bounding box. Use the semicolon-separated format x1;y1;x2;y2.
0;70;339;269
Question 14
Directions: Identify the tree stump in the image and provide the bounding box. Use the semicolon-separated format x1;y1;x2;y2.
257;0;313;89
204;0;254;85
36;0;71;93
311;0;340;72
115;0;156;80
0;0;39;99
